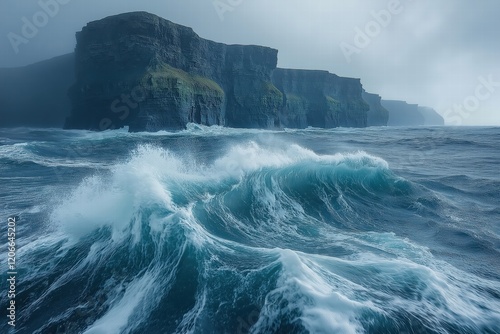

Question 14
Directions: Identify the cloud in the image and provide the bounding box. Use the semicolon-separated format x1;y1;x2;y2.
0;0;498;125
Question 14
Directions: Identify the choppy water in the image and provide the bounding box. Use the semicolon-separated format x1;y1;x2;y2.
0;125;499;334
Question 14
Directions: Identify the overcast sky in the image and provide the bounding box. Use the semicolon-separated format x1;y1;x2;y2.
1;0;499;125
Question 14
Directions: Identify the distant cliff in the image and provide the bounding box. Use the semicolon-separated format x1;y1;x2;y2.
362;91;389;126
382;100;424;126
271;69;368;128
65;11;283;131
64;12;369;131
419;106;445;126
382;100;444;126
0;54;74;128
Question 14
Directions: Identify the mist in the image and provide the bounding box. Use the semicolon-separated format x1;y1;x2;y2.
1;0;498;125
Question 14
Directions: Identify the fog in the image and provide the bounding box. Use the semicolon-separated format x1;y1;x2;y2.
1;0;499;125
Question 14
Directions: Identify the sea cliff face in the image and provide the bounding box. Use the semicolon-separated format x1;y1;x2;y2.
271;69;368;128
382;100;424;126
362;91;389;127
2;11;441;131
64;12;372;131
382;100;444;126
65;11;282;131
418;106;445;126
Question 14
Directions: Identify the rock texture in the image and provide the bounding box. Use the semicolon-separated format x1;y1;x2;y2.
0;53;75;128
271;69;368;128
1;11;442;131
64;12;370;131
362;91;389;126
65;11;282;131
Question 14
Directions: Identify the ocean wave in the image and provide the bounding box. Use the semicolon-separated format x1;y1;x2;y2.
48;142;399;241
0;141;110;169
5;141;500;333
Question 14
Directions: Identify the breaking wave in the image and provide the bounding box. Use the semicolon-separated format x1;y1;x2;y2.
5;141;499;334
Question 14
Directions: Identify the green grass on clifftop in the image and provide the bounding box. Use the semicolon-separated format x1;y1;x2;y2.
260;82;283;107
143;64;224;96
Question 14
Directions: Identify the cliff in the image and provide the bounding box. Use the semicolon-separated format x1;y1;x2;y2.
271;69;369;128
362;91;389;126
381;100;445;126
1;12;439;131
0;53;75;128
64;12;370;131
65;11;282;131
418;106;444;126
382;100;424;126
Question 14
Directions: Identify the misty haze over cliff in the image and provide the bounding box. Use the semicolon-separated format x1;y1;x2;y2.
0;0;499;125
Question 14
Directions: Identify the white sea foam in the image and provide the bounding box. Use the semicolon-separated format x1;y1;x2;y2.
0;141;107;168
5;127;500;333
50;147;177;241
212;141;388;180
50;142;390;240
250;252;353;333
83;272;157;334
45;142;500;332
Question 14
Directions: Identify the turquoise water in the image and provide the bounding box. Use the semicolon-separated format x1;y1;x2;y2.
0;126;499;333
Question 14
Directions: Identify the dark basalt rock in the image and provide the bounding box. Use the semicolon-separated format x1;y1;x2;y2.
64;11;282;131
2;11;438;131
64;12;371;131
271;69;369;128
362;91;389;127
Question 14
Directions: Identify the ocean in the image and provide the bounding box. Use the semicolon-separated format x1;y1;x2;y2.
0;125;499;334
